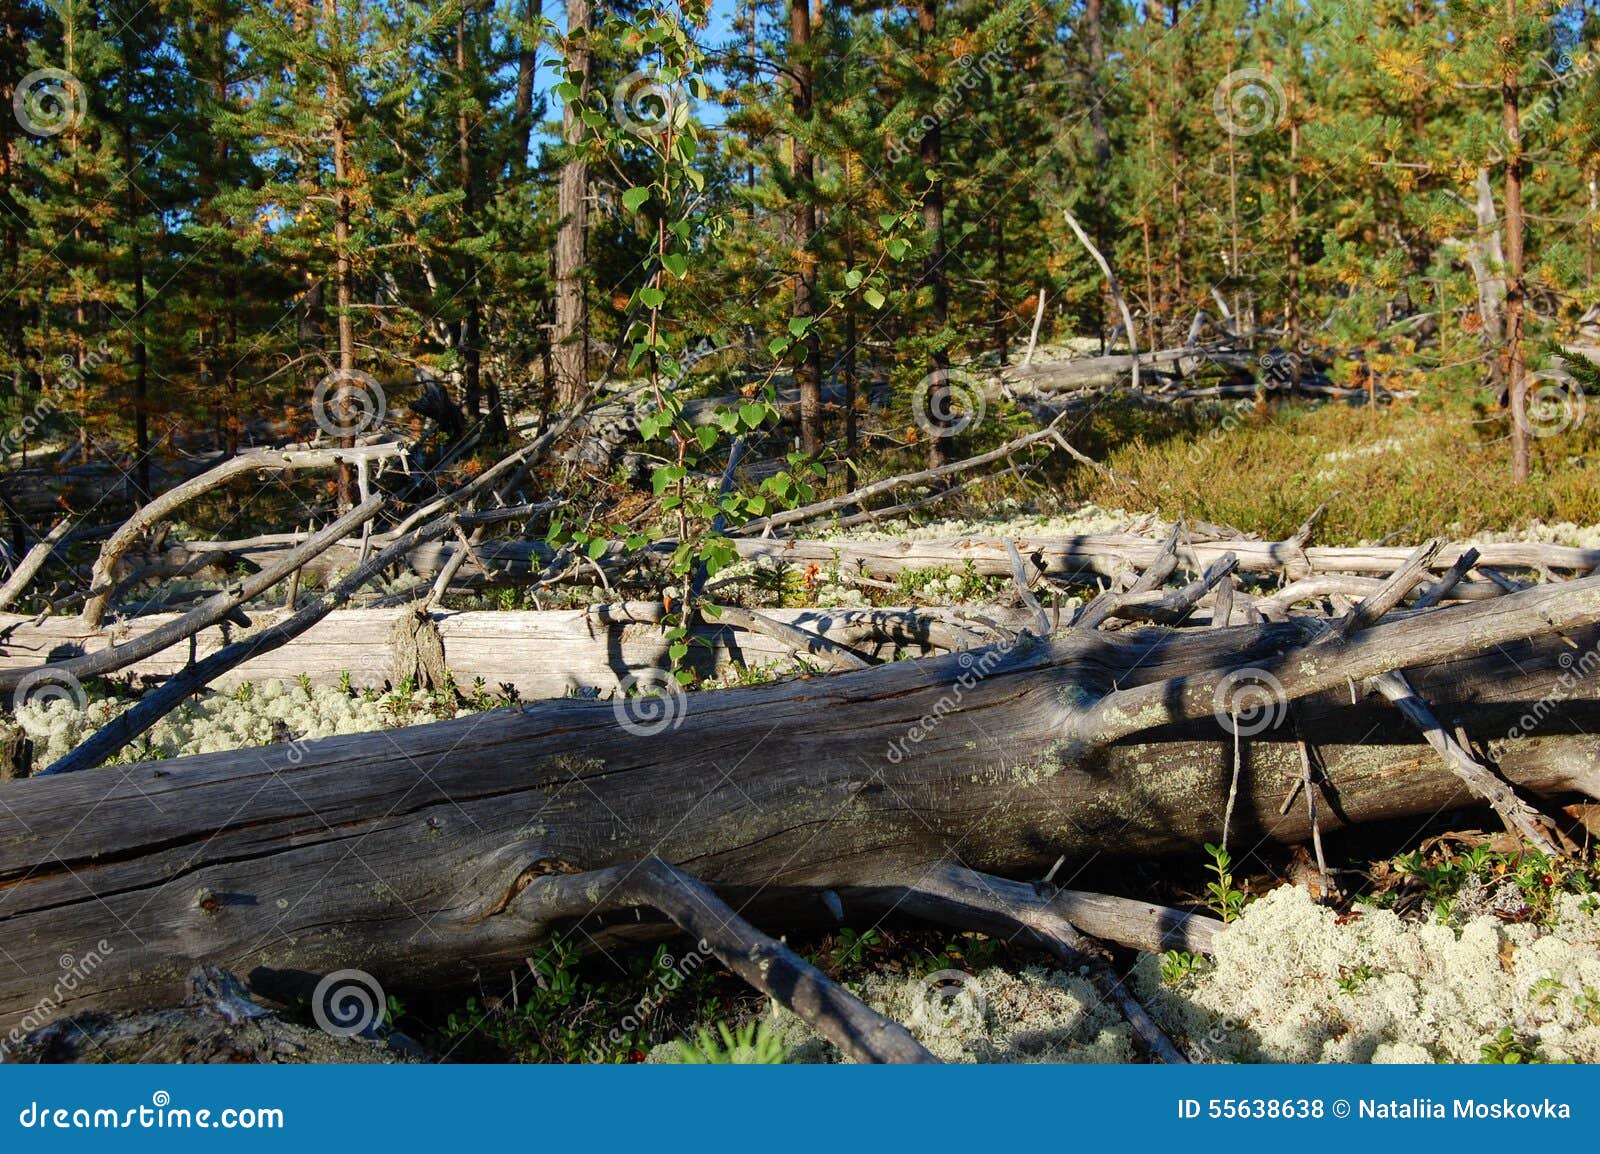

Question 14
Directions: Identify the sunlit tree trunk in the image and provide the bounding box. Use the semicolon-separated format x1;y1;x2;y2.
790;0;822;456
919;0;949;470
553;0;590;407
1504;0;1528;484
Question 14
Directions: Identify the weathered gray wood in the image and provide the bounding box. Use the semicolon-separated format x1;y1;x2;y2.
125;529;1600;596
43;514;459;776
1;578;1598;1031
81;443;404;629
0;496;387;697
0;605;1035;699
6;967;413;1064
1369;670;1558;854
0;518;73;612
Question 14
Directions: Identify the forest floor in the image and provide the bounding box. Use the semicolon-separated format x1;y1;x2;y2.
16;394;1600;1063
724;850;1600;1065
1047;396;1600;544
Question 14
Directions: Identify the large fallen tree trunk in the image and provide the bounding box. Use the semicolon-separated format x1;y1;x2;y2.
2;573;1599;1033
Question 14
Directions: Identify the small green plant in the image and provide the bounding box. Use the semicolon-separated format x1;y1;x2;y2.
443;939;599;1063
1336;963;1374;996
1391;843;1599;926
1576;986;1600;1027
1160;950;1204;986
1480;1026;1545;1064
667;1020;786;1065
819;927;882;974
1203;842;1247;923
1529;975;1564;1008
915;933;1005;977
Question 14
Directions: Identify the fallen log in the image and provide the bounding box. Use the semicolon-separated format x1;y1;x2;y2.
0;605;1037;700
80;442;405;629
42;511;460;776
0;495;388;698
116;528;1600;596
2;574;1599;1033
0;517;73;611
1003;347;1252;393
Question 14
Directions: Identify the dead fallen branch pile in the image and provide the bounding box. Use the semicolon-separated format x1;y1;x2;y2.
3;418;1598;1063
2;527;1598;1058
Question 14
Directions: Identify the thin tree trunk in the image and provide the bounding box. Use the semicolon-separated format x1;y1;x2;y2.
1287;98;1302;387
511;0;540;178
1504;0;1528;483
325;0;356;508
790;1;822;456
458;8;481;425
919;0;949;469
1085;0;1111;342
122;117;151;501
553;0;591;407
842;160;859;486
1588;165;1597;292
